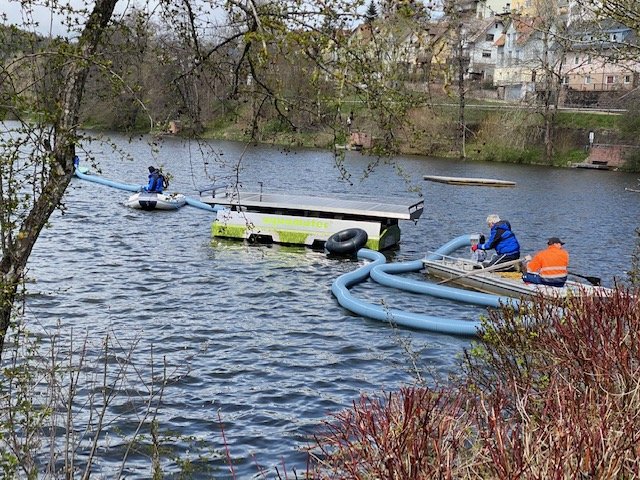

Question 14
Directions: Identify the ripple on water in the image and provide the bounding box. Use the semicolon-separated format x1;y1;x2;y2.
18;139;640;478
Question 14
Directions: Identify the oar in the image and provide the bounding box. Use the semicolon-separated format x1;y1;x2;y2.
568;271;601;286
436;258;522;285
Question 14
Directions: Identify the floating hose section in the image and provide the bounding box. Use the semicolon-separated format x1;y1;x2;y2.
74;168;222;213
371;235;521;310
74;168;140;192
331;247;483;337
331;234;524;337
184;197;223;212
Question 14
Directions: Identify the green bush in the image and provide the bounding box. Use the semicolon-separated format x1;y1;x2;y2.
474;144;543;164
622;148;640;172
553;147;588;166
262;118;295;135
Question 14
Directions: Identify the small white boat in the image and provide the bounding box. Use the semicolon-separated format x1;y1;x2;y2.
422;256;611;300
125;192;186;211
423;175;516;187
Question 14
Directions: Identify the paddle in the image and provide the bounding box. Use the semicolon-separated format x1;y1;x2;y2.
568;271;601;286
436;258;522;285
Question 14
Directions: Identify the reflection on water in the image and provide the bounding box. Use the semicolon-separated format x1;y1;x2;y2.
22;132;640;477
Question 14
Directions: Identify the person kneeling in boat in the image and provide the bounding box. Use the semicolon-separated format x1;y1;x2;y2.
471;214;521;269
522;237;569;287
143;166;166;193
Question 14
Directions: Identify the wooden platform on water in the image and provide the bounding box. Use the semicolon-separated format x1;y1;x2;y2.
423;175;516;187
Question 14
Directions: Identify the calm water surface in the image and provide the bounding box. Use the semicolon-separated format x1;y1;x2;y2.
25;134;640;477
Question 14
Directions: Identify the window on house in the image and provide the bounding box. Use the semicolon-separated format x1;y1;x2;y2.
611;33;618;41
584;76;592;84
574;55;579;64
606;76;615;84
624;75;632;84
482;50;491;58
531;70;536;82
486;33;495;41
562;76;569;84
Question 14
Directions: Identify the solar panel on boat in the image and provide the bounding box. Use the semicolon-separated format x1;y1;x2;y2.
201;191;424;220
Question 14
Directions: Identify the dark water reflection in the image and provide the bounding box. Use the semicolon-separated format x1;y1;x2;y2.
24;133;640;477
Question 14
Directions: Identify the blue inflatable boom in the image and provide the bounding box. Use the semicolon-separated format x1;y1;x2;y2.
331;234;521;337
74;167;222;213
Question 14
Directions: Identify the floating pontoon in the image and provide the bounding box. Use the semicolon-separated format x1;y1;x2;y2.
423;175;516;187
199;185;424;250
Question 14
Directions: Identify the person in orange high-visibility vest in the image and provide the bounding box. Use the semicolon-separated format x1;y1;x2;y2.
522;237;569;287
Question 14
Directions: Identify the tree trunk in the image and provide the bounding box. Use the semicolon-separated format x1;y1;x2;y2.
541;29;557;164
458;38;466;160
0;0;119;358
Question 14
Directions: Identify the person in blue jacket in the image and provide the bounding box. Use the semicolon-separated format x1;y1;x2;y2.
471;214;521;268
144;166;166;193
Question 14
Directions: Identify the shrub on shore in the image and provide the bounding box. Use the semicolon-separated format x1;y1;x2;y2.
310;284;640;478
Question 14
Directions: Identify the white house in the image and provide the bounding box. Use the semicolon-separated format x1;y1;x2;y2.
493;16;559;100
465;16;507;81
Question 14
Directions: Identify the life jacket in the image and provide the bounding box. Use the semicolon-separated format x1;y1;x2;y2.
148;171;165;193
527;245;569;281
479;220;520;255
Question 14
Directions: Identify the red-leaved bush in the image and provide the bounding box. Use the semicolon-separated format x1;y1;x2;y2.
310;285;640;479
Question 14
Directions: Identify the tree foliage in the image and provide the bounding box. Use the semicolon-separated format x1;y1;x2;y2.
365;1;378;24
0;0;443;358
1;0;120;356
577;0;640;35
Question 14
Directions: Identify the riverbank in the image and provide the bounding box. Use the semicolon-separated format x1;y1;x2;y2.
188;104;640;171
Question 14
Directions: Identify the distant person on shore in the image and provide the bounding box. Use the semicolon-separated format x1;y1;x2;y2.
471;214;521;269
143;166;167;193
346;111;354;132
522;237;569;287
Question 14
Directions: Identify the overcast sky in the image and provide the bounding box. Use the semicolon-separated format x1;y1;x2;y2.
2;0;443;39
2;0;136;37
4;0;72;37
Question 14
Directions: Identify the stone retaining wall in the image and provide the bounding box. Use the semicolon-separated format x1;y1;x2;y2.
586;144;639;168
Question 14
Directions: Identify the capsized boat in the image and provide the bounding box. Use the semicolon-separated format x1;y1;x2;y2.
125;191;186;211
422;254;611;300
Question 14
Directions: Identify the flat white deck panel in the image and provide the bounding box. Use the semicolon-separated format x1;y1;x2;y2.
423;175;516;187
201;191;424;221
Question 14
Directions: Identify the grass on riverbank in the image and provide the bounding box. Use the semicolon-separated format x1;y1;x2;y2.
195;101;631;168
72;95;640;171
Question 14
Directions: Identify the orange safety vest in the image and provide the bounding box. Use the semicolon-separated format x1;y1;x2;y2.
526;244;569;280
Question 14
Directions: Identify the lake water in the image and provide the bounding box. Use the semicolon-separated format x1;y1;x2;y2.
23;133;640;477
